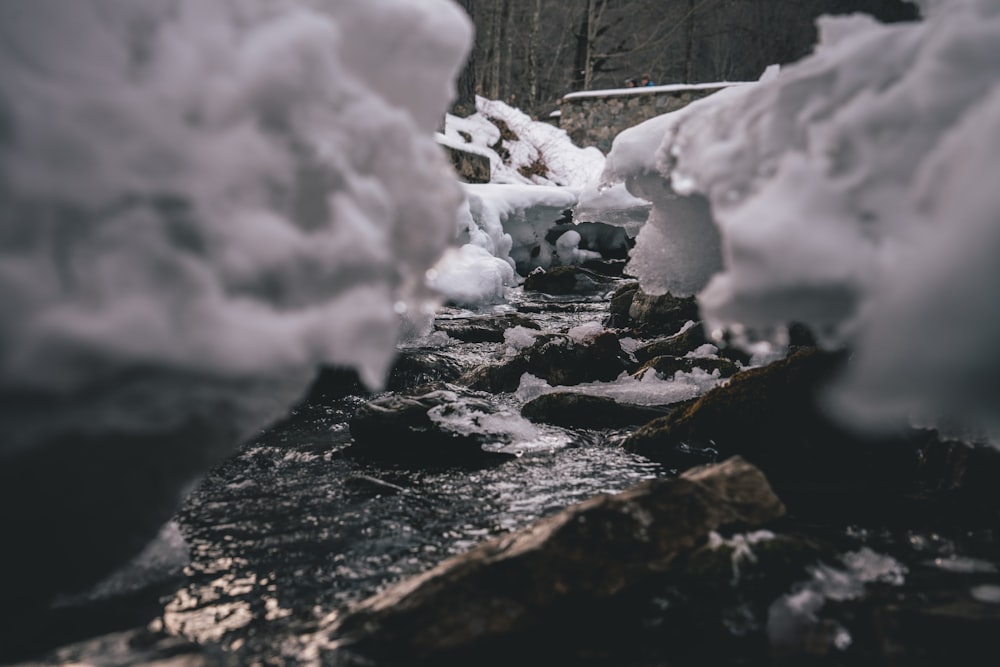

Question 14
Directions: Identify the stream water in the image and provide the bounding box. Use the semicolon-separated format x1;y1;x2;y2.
17;281;1000;667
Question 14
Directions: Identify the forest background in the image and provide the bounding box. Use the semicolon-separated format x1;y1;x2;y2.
450;0;918;119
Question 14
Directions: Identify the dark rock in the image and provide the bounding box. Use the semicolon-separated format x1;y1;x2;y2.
632;354;740;380
606;281;640;328
458;331;629;393
326;457;785;662
522;265;617;296
434;313;540;343
621;347;999;527
520;392;673;429
580;257;628;277
633;323;710;362
386;351;467;392
603;283;699;336
627;289;700;336
348;384;519;466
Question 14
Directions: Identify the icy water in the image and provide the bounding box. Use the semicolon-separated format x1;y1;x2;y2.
17;282;1000;667
163;284;667;660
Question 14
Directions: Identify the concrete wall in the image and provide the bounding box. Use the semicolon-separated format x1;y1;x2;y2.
558;84;736;154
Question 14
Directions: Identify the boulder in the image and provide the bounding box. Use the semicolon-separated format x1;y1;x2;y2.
520;392;673;429
326;457;785;662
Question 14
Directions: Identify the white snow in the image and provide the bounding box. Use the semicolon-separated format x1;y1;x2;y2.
515;367;724;408
561;80;754;101
440;96;605;188
0;0;472;455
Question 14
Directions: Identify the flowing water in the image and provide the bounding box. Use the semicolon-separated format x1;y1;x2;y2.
19;282;1000;666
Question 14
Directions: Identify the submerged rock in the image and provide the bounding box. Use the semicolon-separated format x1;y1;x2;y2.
348;384;523;466
325;457;785;663
520;391;673;429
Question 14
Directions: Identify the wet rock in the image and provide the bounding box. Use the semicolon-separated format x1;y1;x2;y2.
298;365;366;403
620;347;983;525
348;384;520;466
458;331;629;393
520;392;673;429
605;281;640;328
386;351;467;392
632;354;740;380
326;457;785;663
604;283;699;336
627;290;700;336
522;265;617;296
633;323;710;362
580;257;628;277
434;313;540;343
294;351;467;405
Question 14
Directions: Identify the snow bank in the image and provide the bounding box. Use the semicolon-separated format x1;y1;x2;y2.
430;183;579;305
0;0;471;460
440;97;605;188
604;0;1000;438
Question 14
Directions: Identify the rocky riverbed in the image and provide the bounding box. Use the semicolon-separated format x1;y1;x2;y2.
9;267;1000;667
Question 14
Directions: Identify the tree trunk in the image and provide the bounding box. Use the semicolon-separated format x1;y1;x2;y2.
527;0;541;111
684;0;695;83
573;0;595;90
501;0;514;103
450;0;477;117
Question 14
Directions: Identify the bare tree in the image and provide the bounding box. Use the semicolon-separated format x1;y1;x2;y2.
462;0;917;119
450;0;477;117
